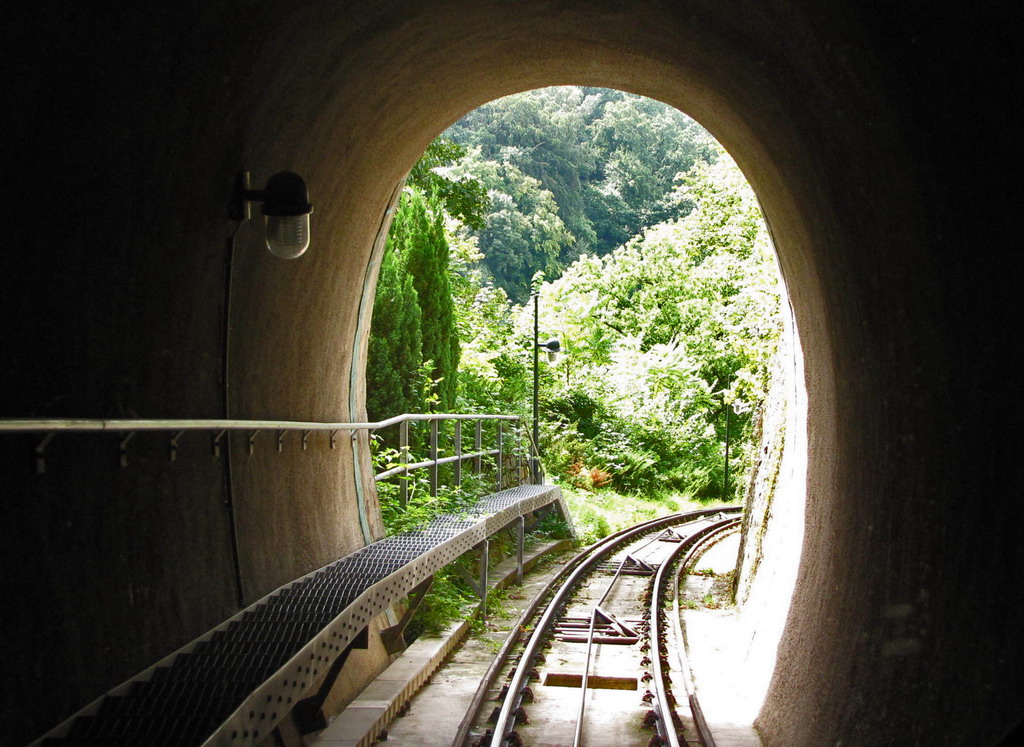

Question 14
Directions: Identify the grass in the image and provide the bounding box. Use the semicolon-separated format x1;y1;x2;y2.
383;472;737;644
556;482;734;545
405;525;541;640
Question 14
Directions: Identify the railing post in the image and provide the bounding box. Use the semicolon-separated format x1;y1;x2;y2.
399;419;410;509
474;420;483;474
514;421;525;485
429;417;439;497
454;420;463;488
480;539;489;626
516;515;525;585
496;421;504;491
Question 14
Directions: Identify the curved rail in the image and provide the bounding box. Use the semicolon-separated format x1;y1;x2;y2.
649;516;741;747
669;518;743;747
452;510;715;746
484;506;742;746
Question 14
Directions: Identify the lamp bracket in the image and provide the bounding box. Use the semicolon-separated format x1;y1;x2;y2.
229;170;253;222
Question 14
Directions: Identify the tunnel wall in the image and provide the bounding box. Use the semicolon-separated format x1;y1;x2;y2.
1;2;1021;744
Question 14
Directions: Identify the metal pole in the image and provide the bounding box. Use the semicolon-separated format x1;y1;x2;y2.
454;419;462;488
474;420;483;473
723;398;730;501
532;291;541;484
399;419;410;509
429;418;439;497
516;516;525;585
480;539;489;626
496;422;504;491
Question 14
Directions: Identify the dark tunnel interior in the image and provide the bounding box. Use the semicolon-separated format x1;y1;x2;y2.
1;3;1022;744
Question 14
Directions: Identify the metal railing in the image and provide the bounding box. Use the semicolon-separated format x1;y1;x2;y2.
370;414;532;506
0;414;536;489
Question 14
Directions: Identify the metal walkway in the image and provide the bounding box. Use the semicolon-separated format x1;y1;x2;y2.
39;483;564;747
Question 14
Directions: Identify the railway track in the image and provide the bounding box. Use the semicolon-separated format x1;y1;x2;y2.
457;507;742;747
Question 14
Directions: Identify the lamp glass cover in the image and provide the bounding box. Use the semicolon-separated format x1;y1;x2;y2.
264;214;310;259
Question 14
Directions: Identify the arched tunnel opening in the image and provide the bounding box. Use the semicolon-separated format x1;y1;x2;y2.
1;3;1021;745
363;86;804;731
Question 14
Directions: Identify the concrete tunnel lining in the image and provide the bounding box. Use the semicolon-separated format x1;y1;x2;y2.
1;2;1021;744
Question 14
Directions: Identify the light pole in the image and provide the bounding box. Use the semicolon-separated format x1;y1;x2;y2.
722;392;731;501
531;291;559;484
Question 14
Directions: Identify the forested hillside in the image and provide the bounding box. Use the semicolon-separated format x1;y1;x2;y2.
444;87;717;301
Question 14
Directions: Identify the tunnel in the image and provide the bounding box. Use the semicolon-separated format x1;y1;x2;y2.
1;2;1021;744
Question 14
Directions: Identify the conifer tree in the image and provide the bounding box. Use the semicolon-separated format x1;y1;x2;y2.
366;219;423;423
403;190;461;411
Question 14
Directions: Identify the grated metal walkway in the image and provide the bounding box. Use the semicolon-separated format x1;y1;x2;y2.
38;484;564;747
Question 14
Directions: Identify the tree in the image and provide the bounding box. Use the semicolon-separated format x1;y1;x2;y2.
444;86;718;298
367;136;484;423
366;234;423;423
407;137;490;230
521;149;782;496
448;150;573;303
402;190;461;411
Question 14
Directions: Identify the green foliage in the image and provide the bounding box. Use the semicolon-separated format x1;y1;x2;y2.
534;509;572;540
375;452;491;536
447;152;573;303
526;149;782;497
371;92;781;580
447;224;531;416
445;86;718;298
407;137;490;230
406;565;476;638
559;484;697;545
368;186;462;421
366;244;423;425
402;190;461;411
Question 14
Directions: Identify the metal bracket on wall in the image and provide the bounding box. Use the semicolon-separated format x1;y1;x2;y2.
118;432;135;468
212;430;226;458
248;431;258;455
169;431;185;462
35;432;56;474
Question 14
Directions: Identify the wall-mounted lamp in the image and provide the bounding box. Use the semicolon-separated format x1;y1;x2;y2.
230;170;314;259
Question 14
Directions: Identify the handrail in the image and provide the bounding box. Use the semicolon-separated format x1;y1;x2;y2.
371;415;533;498
374;449;500;480
0;413;531;483
0;413;519;433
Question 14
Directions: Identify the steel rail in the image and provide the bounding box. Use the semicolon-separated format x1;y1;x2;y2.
667;519;742;747
572;607;600;747
645;519;735;747
487;506;741;747
572;528;667;746
648;516;740;747
452;516;680;746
